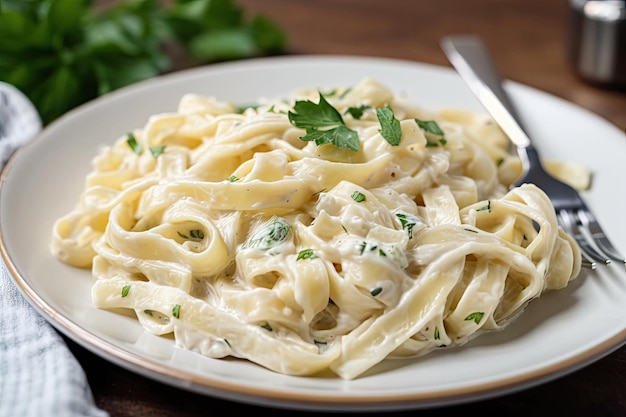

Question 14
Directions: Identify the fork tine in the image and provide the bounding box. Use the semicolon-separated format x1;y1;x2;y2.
576;209;626;264
557;209;611;266
581;256;597;270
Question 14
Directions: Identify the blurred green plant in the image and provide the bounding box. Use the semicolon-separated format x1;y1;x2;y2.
0;0;286;125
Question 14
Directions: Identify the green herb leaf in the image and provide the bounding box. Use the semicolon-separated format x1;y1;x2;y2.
149;145;165;158
297;248;318;260
228;175;239;182
396;213;421;239
177;229;204;241
189;229;204;240
242;216;291;250
476;200;492;213
172;304;181;319
351;191;366;203
425;139;447;147
357;241;367;255
415;118;445;136
344;104;370;120
288;94;360;151
370;287;383;296
376;106;402;145
300;125;360;151
121;285;131;297
416;118;448;147
289;93;345;129
126;133;142;154
464;311;484;324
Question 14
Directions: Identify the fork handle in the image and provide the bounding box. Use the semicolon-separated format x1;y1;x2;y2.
440;35;536;159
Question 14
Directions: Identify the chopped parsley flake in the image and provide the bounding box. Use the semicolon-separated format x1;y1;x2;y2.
465;312;484;324
121;285;131;298
297;248;318;260
126;133;142;154
357;241;402;263
178;229;205;241
149;145;165;158
396;213;420;239
476;201;492;213
172;304;181;319
243;216;291;250
228;175;239;182
126;133;164;157
351;191;366;202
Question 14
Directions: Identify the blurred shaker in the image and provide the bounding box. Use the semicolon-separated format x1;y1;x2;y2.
568;0;626;87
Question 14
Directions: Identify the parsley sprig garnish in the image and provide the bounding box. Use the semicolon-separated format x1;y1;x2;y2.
288;93;360;151
289;95;405;151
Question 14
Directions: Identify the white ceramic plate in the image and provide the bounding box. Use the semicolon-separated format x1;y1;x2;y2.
1;56;625;412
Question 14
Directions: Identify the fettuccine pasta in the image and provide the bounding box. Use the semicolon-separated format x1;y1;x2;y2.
51;78;581;380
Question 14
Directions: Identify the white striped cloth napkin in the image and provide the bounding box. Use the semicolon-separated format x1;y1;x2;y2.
0;81;108;417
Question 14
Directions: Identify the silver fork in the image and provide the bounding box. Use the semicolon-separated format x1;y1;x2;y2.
440;35;626;270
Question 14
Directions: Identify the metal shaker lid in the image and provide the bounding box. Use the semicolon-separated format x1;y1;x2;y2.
568;0;626;87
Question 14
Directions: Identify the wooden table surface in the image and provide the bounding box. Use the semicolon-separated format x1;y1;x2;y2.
69;1;626;415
